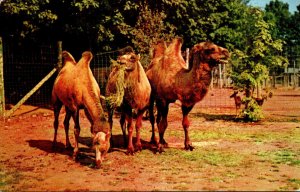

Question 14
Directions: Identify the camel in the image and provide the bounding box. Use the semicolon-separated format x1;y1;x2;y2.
106;51;151;155
146;37;230;152
52;51;110;168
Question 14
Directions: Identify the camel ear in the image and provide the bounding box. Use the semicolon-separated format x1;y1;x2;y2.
137;54;141;60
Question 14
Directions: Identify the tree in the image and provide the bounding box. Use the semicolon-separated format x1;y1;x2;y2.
264;0;292;43
230;8;288;121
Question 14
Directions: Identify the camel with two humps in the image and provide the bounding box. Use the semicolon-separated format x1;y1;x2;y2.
52;51;110;168
146;37;230;152
106;51;151;155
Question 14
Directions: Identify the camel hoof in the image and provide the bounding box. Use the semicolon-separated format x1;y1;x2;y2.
185;145;194;151
125;150;134;156
135;145;142;152
157;144;165;153
126;147;135;155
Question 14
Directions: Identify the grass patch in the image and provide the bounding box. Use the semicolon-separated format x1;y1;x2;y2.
0;168;21;189
181;150;243;167
288;178;300;189
257;149;300;166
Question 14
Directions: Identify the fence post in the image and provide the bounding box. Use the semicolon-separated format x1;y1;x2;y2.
0;37;5;118
57;41;62;70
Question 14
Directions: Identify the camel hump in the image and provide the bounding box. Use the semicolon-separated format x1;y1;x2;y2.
165;37;183;56
62;51;76;65
78;51;93;68
152;40;167;59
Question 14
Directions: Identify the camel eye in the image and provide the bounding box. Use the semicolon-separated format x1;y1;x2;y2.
130;56;136;62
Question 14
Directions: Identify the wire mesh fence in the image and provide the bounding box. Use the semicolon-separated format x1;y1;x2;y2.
2;38;300;117
3;39;58;108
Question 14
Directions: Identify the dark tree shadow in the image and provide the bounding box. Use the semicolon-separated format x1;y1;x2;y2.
27;138;96;168
27;134;158;168
191;112;243;122
110;134;158;154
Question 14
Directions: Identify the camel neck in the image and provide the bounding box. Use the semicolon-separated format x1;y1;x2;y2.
192;62;212;86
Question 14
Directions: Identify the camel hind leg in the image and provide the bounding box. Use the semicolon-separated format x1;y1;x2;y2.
149;94;157;145
63;108;73;150
53;99;63;149
157;100;169;152
69;108;80;160
120;110;127;148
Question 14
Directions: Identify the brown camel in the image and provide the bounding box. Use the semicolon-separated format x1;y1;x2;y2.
146;37;230;152
106;52;151;154
52;51;110;168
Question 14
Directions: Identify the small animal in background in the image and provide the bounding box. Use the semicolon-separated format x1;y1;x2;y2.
230;90;242;117
254;89;273;106
254;95;268;106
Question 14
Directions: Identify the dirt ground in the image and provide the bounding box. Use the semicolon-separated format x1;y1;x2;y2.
1;88;300;191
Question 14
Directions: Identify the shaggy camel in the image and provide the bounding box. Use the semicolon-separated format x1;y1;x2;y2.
146;37;230;152
106;51;151;154
52;51;110;168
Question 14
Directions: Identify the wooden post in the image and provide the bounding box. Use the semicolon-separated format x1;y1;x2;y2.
4;68;57;117
57;41;63;70
0;37;5;118
185;48;189;69
218;64;223;88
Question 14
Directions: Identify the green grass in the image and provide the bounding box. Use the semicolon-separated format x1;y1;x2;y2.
256;149;300;166
0;168;21;190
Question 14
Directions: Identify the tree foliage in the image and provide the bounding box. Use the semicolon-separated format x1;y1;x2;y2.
230;8;288;121
0;0;297;121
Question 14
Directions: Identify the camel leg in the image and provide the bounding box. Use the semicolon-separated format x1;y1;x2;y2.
63;108;72;150
108;107;115;148
135;109;145;151
71;109;81;160
84;108;93;134
52;100;63;149
120;110;127;148
182;105;194;151
125;106;134;155
157;101;169;152
149;94;157;145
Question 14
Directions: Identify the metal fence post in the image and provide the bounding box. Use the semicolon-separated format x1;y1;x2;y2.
0;37;5;118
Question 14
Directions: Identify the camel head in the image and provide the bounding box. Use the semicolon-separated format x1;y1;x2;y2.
190;41;230;68
92;114;111;168
117;52;140;72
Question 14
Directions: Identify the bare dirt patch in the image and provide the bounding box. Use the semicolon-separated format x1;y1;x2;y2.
1;89;300;191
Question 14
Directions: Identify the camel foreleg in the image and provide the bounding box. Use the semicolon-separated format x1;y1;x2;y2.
182;105;194;151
